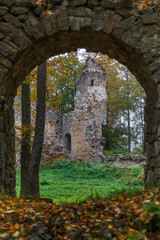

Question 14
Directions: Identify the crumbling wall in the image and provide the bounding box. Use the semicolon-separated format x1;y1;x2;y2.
70;58;107;163
43;110;63;158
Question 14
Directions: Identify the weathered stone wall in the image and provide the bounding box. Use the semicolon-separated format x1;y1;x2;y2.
62;112;73;154
43;110;63;157
0;0;160;193
70;58;107;162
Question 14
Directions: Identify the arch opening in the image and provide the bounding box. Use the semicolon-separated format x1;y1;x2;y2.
14;49;148;203
11;36;155;191
64;133;71;152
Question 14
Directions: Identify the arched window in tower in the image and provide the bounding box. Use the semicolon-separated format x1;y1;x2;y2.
65;133;71;152
91;80;94;86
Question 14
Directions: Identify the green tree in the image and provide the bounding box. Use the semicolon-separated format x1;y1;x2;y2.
121;68;133;153
120;66;146;152
96;54;146;151
47;52;82;113
97;55;127;149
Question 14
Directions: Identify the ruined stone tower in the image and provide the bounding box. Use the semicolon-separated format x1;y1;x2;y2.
44;58;107;163
66;58;107;162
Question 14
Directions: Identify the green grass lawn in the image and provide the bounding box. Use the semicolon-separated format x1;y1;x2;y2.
16;160;144;203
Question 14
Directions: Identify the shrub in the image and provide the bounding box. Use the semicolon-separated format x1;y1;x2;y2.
40;153;70;169
40;156;56;169
131;165;143;177
132;147;143;154
104;148;129;157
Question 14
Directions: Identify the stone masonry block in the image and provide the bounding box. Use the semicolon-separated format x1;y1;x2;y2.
112;15;135;37
0;7;8;16
68;0;87;6
56;8;69;30
149;59;160;73
2;0;14;7
10;7;29;15
154;70;160;84
101;0;115;8
40;11;55;35
103;10;121;34
70;17;81;31
92;12;104;31
0;22;31;49
68;7;93;17
15;0;36;7
141;12;160;25
2;13;22;28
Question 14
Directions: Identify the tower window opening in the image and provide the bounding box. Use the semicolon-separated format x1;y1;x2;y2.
91;80;94;86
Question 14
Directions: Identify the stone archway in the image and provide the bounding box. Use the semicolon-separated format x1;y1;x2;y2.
0;0;160;195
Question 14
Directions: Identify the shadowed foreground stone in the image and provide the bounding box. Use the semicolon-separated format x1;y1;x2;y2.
29;225;54;240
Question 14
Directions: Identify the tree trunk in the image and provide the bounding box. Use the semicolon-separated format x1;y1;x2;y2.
20;82;31;196
127;105;131;153
140;95;145;154
28;61;47;197
126;70;131;153
105;89;110;150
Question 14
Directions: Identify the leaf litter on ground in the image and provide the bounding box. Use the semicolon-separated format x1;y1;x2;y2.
0;188;160;239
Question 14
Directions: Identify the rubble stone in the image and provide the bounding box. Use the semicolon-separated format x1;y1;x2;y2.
106;154;146;168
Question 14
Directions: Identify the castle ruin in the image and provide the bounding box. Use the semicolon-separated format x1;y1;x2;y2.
44;58;107;163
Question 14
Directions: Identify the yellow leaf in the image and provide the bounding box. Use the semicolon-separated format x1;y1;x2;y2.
65;225;72;231
0;233;9;238
108;224;115;230
9;224;19;232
